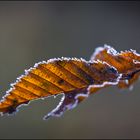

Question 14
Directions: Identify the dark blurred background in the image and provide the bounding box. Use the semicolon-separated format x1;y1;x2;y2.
0;1;140;139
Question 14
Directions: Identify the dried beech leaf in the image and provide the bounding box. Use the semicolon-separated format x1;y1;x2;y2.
0;45;140;120
91;45;140;89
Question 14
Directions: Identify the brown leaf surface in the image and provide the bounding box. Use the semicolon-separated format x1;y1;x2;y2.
92;45;140;89
0;45;140;120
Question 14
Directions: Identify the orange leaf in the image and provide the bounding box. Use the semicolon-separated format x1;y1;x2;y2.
0;45;140;120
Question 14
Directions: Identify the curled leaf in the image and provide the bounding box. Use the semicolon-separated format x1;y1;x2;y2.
91;45;140;88
0;45;140;120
